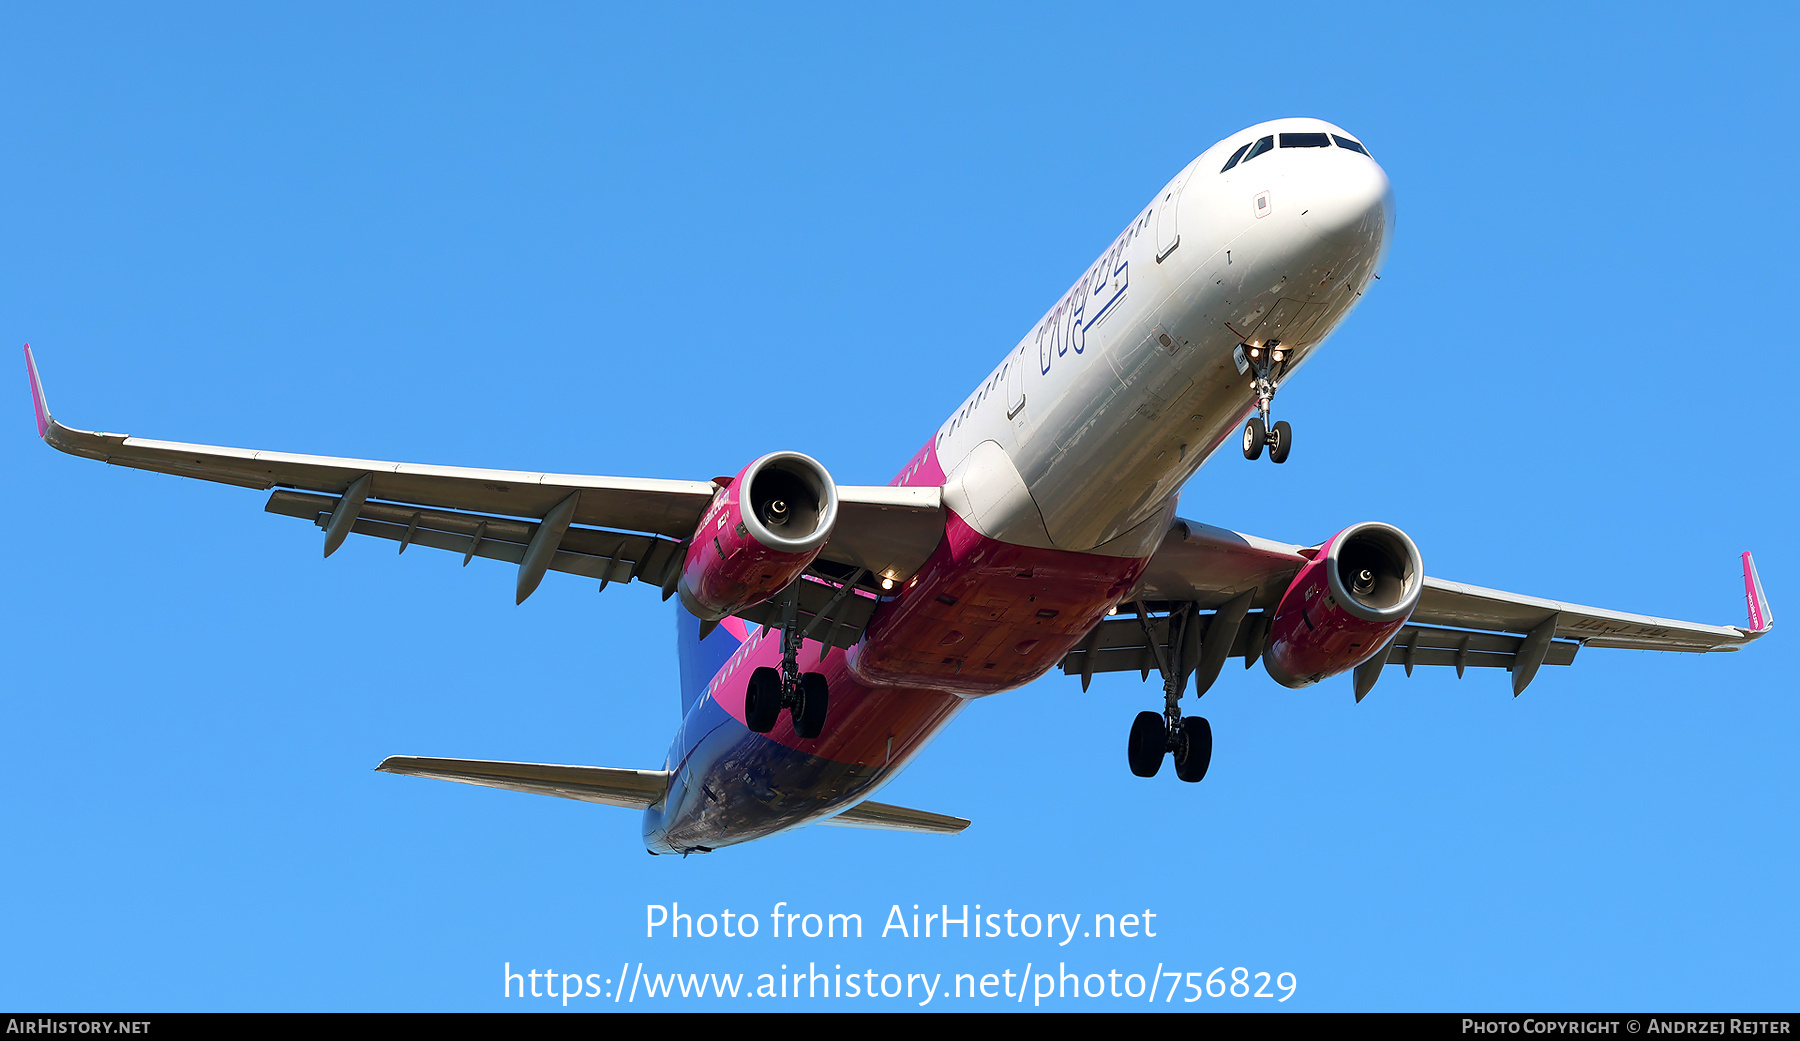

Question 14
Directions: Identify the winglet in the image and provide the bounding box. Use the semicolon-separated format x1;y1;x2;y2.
23;344;51;439
1743;552;1774;634
19;347;121;462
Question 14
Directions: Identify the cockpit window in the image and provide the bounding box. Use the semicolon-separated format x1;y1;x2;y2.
1280;132;1331;148
1332;134;1370;156
1219;142;1252;173
1241;136;1274;164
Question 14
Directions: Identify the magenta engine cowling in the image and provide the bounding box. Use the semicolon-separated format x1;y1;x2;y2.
677;451;839;622
1263;521;1423;689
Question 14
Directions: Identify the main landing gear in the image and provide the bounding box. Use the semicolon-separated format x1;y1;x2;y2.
1129;712;1213;782
1240;340;1292;464
1124;602;1214;783
744;583;830;739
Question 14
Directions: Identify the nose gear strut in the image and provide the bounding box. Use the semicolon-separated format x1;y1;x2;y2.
1240;340;1294;465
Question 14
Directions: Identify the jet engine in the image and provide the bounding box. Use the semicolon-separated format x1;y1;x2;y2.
677;451;839;621
1263;521;1423;688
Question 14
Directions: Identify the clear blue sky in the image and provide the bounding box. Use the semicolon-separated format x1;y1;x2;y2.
3;2;1795;1012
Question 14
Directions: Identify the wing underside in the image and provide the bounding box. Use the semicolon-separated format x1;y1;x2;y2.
263;490;884;647
25;346;945;644
1064;517;1771;697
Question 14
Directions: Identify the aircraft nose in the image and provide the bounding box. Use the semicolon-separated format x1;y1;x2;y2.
1299;153;1393;251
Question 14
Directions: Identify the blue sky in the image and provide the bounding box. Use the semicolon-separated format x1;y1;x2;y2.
3;3;1795;1012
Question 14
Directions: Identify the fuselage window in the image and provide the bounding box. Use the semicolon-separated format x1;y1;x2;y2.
1279;132;1331;148
1242;136;1274;164
1219;142;1252;172
1332;134;1370;156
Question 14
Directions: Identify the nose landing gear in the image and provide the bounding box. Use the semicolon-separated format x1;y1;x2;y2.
1240;341;1293;464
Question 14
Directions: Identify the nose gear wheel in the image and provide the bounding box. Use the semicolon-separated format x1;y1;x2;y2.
1268;420;1292;464
1243;417;1266;460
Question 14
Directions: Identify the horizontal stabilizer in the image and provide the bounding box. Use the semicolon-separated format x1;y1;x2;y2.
818;799;970;835
376;755;668;810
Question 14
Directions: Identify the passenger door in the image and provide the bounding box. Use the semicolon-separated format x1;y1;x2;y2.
1008;343;1033;446
1156;175;1185;261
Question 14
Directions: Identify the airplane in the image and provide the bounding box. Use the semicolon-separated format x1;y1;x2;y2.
23;117;1774;855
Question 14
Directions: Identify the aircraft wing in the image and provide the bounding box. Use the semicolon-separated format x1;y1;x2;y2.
25;347;943;637
1064;516;1772;697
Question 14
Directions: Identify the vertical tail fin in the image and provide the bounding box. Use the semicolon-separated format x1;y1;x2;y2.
675;607;749;715
1743;552;1774;634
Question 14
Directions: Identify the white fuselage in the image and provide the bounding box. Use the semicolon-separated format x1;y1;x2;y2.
933;117;1393;560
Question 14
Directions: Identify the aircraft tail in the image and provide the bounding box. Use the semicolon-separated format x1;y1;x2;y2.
676;607;751;715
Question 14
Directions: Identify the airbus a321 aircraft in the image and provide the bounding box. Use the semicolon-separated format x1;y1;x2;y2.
25;118;1774;854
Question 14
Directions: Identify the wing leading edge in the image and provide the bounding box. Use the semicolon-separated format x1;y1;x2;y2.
23;346;945;619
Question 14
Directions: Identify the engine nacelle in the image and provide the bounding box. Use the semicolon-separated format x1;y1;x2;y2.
1263;521;1423;688
677;451;839;622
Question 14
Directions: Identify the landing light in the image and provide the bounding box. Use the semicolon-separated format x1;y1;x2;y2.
881;577;895;590
1272;350;1285;362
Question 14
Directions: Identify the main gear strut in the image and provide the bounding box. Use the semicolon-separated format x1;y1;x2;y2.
1124;602;1213;783
744;581;830;739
